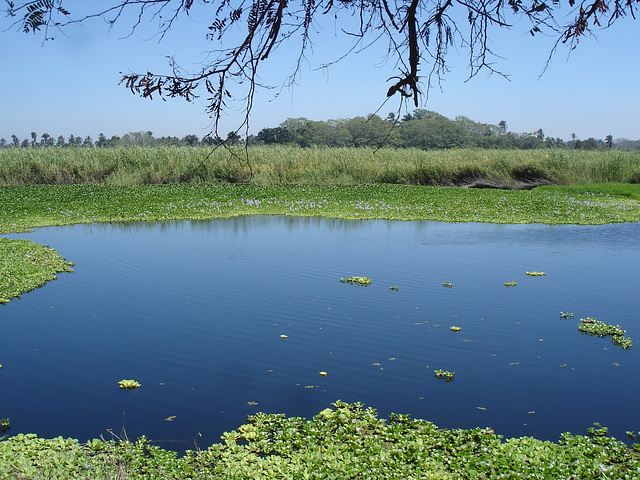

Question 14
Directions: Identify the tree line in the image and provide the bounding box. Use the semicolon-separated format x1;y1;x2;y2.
1;111;637;151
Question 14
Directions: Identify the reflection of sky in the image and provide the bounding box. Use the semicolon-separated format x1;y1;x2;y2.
3;218;640;449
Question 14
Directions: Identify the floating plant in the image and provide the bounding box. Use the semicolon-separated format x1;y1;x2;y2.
578;317;633;349
118;379;141;390
340;276;371;286
0;418;9;433
389;286;399;291
434;369;455;381
442;282;454;288
526;271;546;276
504;281;517;287
319;371;328;377
280;334;288;339
450;326;461;332
560;312;575;319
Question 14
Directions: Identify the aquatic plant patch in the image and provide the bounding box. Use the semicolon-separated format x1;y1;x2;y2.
1;184;640;238
118;379;141;389
0;238;74;304
578;317;633;349
2;401;640;479
434;369;455;381
340;276;372;286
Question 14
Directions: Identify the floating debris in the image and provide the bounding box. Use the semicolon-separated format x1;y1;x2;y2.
450;326;461;332
118;379;141;390
526;271;546;276
165;416;177;422
434;369;455;381
340;276;372;286
442;282;454;288
247;401;258;406
504;281;517;287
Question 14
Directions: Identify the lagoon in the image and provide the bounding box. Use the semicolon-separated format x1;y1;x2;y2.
2;216;639;449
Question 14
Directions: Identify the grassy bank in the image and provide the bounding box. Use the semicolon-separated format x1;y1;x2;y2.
0;146;639;186
2;402;639;479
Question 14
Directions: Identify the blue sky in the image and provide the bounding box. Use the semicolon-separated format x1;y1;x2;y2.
1;3;638;142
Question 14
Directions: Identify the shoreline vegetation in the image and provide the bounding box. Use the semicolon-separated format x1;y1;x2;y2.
2;147;640;478
0;146;639;186
2;401;640;479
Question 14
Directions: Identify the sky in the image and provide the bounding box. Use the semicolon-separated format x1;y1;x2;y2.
1;1;639;143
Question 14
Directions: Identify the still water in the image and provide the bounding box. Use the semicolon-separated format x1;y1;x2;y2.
1;216;639;450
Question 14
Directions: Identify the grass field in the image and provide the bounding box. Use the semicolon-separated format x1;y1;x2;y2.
0;146;639;186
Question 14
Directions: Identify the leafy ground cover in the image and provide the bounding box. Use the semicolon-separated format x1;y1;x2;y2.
1;402;639;479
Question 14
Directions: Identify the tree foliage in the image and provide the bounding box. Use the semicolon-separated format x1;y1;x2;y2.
4;0;638;139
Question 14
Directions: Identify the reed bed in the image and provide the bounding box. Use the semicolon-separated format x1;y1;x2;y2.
0;146;638;186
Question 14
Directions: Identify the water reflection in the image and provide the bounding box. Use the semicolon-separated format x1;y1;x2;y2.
1;217;639;450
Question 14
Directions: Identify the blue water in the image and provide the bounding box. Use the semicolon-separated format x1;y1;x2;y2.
1;217;639;450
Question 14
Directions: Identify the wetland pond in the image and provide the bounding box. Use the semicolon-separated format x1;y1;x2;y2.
2;216;640;450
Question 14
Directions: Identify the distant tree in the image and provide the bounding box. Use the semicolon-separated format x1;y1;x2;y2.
0;138;6;148
40;132;54;147
11;134;20;148
21;139;30;148
345;115;393;147
605;135;613;149
68;134;76;146
498;121;508;135
200;135;218;146
30;131;37;148
399;115;467;149
160;136;180;146
182;134;200;146
56;135;66;147
96;133;108;148
576;137;603;150
454;116;496;146
83;136;94;148
225;131;241;145
257;127;291;145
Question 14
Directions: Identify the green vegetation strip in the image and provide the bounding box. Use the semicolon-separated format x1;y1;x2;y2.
1;184;639;236
0;238;74;304
1;402;639;479
1;146;639;186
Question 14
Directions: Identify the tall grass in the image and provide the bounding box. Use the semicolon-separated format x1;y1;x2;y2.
0;146;638;186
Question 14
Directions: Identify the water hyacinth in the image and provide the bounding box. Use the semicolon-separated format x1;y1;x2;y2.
578;317;633;349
